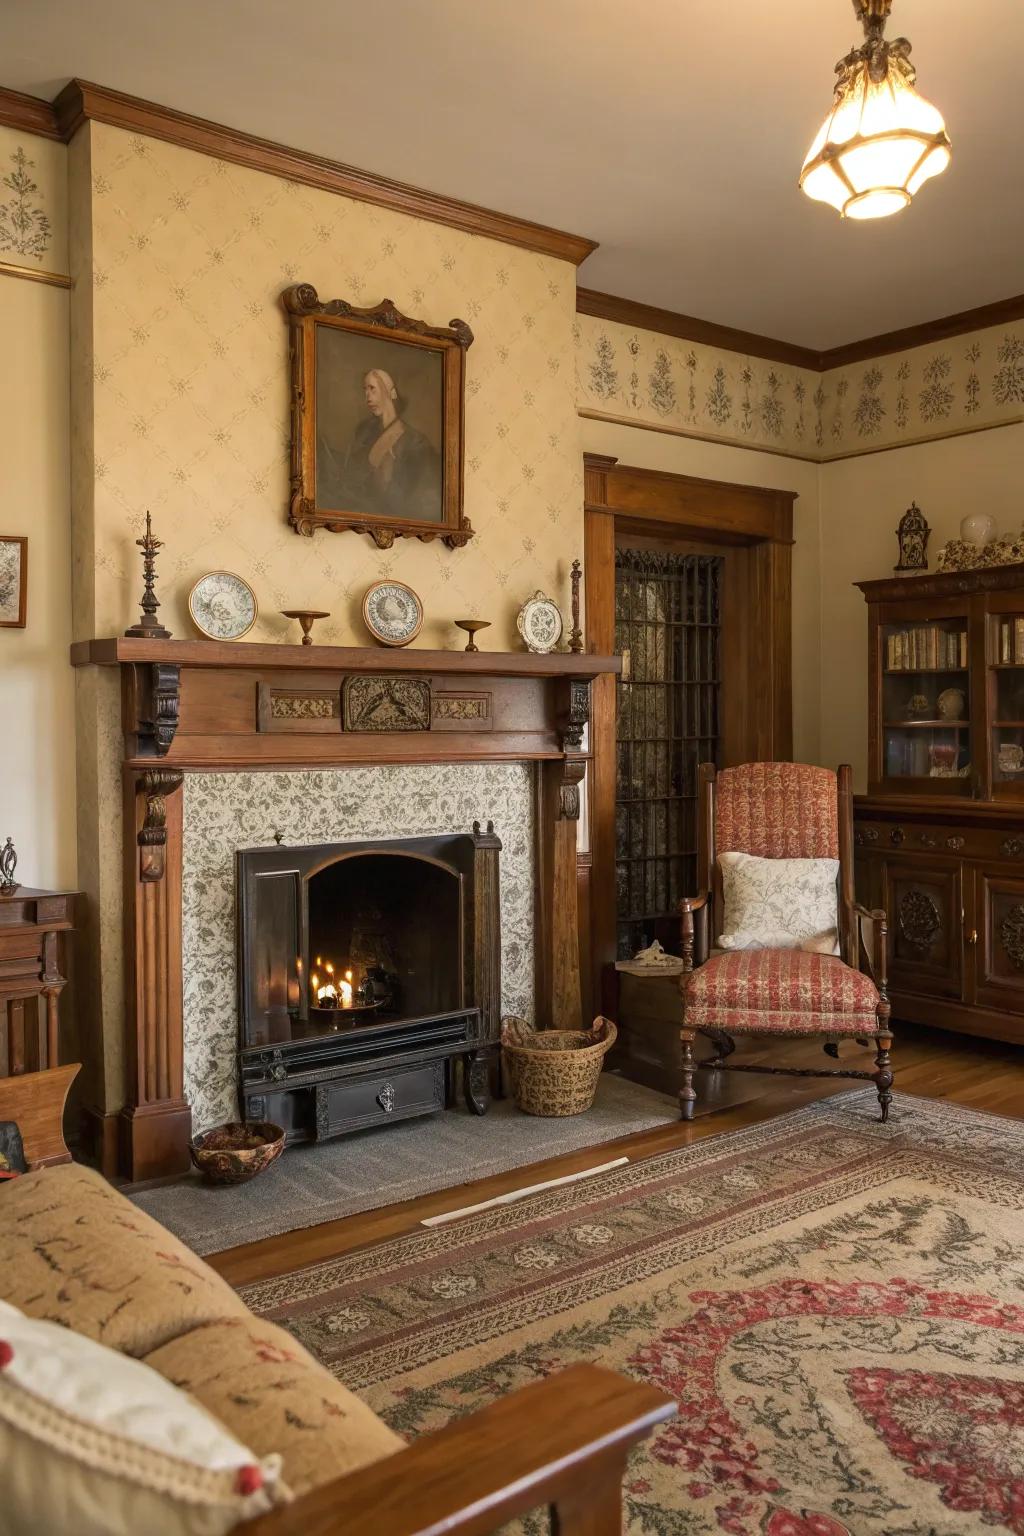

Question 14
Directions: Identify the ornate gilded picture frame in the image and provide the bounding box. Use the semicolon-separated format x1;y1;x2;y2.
282;283;474;549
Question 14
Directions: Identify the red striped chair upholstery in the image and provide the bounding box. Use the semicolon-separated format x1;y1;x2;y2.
678;762;892;1121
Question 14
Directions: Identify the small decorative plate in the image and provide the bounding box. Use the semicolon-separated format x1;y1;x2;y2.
517;591;563;654
362;580;424;647
188;571;257;640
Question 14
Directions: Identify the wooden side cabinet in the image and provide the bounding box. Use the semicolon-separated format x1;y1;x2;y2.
855;801;1024;1044
854;563;1024;1046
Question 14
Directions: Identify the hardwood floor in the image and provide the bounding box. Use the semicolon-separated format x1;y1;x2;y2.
208;1021;1024;1289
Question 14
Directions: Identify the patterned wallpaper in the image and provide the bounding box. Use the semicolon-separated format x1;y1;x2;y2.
0;125;67;276
576;314;1024;462
181;763;535;1132
80;122;582;650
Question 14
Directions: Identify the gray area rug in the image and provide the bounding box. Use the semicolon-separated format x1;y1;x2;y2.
131;1075;678;1256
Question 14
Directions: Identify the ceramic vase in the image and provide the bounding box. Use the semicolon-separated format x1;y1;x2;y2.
960;512;997;546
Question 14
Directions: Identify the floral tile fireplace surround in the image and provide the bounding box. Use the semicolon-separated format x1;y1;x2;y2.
71;637;617;1181
183;763;535;1133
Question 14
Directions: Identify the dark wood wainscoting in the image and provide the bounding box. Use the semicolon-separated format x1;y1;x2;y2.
583;454;796;1012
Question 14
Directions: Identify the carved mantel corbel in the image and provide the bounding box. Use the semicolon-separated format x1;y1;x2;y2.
135;661;181;756
138;769;184;882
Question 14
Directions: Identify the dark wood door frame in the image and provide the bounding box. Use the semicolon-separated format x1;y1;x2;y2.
583;454;796;1011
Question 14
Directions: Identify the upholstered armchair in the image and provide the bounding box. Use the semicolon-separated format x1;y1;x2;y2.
678;761;892;1121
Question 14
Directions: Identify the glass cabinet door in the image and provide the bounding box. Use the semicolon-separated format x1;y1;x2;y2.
990;613;1024;793
881;617;970;785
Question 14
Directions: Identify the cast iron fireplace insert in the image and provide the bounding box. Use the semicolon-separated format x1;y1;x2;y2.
235;826;502;1144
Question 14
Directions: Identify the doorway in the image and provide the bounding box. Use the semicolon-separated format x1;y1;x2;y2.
583;454;796;1008
614;542;723;959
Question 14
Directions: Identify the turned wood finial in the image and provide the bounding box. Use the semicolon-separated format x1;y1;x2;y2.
125;511;171;640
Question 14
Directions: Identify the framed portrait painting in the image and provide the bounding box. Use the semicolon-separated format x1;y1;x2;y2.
282;284;474;549
0;536;27;628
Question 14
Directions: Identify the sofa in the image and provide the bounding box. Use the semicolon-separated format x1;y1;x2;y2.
1;1161;674;1533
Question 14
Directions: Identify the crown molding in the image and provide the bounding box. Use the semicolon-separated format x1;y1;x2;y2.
50;79;596;266
576;287;822;372
0;86;60;140
578;286;1024;375
818;294;1024;369
6;79;1020;362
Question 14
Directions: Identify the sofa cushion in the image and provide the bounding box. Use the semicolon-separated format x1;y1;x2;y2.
0;1163;251;1356
143;1317;402;1497
0;1299;288;1536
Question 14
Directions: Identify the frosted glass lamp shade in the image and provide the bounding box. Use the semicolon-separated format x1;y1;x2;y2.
800;51;951;218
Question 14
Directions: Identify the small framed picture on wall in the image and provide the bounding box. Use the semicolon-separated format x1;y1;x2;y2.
0;536;27;628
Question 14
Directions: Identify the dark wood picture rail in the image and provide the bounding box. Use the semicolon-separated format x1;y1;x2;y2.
73;638;619;1180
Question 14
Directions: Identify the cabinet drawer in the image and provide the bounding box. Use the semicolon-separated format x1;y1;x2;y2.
314;1061;445;1140
855;819;1024;864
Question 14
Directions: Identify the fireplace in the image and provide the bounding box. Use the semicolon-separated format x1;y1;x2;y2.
235;824;502;1143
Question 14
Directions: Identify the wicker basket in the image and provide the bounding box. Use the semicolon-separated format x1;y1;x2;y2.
500;1015;618;1117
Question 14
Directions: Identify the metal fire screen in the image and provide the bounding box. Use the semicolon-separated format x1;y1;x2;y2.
615;548;723;959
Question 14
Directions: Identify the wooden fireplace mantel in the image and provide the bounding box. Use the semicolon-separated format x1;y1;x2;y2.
72;636;619;679
71;637;620;769
72;636;620;1181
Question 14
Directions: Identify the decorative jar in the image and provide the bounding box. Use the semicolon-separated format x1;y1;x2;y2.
959;512;997;546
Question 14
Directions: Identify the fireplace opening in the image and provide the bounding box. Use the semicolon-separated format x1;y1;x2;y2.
307;853;461;1027
235;827;501;1143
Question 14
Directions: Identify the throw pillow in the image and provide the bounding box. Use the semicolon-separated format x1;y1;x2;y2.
0;1299;291;1536
718;851;840;953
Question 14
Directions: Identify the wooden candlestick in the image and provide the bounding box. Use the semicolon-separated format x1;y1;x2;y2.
454;619;491;653
281;609;330;645
568;559;583;653
125;512;171;639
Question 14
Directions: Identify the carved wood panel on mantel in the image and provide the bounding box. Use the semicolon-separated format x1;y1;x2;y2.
72;639;620;1179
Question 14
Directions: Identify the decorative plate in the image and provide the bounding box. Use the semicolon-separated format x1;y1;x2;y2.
362;580;424;647
517;590;563;654
188;571;257;640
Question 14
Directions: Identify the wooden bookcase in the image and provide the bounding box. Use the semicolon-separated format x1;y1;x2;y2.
854;564;1024;1045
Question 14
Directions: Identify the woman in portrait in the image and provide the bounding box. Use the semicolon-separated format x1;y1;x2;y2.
318;368;442;523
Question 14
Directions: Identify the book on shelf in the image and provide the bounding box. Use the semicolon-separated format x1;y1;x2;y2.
885;624;967;671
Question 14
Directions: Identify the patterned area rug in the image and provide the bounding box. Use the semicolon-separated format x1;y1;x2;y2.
242;1091;1024;1535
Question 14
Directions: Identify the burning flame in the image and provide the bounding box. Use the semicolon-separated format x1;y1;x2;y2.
311;959;355;1008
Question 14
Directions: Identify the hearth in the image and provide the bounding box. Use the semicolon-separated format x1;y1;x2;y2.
235;825;501;1143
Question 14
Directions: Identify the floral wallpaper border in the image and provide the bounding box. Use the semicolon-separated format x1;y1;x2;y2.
181;762;536;1132
576;313;1024;462
0;126;68;277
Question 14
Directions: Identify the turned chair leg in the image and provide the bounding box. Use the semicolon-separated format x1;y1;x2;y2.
873;1029;894;1123
679;1027;697;1121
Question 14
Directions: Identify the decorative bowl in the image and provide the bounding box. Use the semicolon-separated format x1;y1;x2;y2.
189;1122;285;1185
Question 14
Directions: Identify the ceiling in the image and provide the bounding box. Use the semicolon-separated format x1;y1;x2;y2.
4;0;1021;349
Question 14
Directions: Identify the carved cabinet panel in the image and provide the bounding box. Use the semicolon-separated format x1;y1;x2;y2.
881;857;963;1000
972;870;1024;1012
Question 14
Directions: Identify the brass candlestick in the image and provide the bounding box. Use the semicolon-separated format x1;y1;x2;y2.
281;609;330;645
568;559;583;653
454;619;491;653
125;511;171;639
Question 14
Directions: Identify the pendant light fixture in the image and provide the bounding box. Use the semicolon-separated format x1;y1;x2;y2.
800;0;951;220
